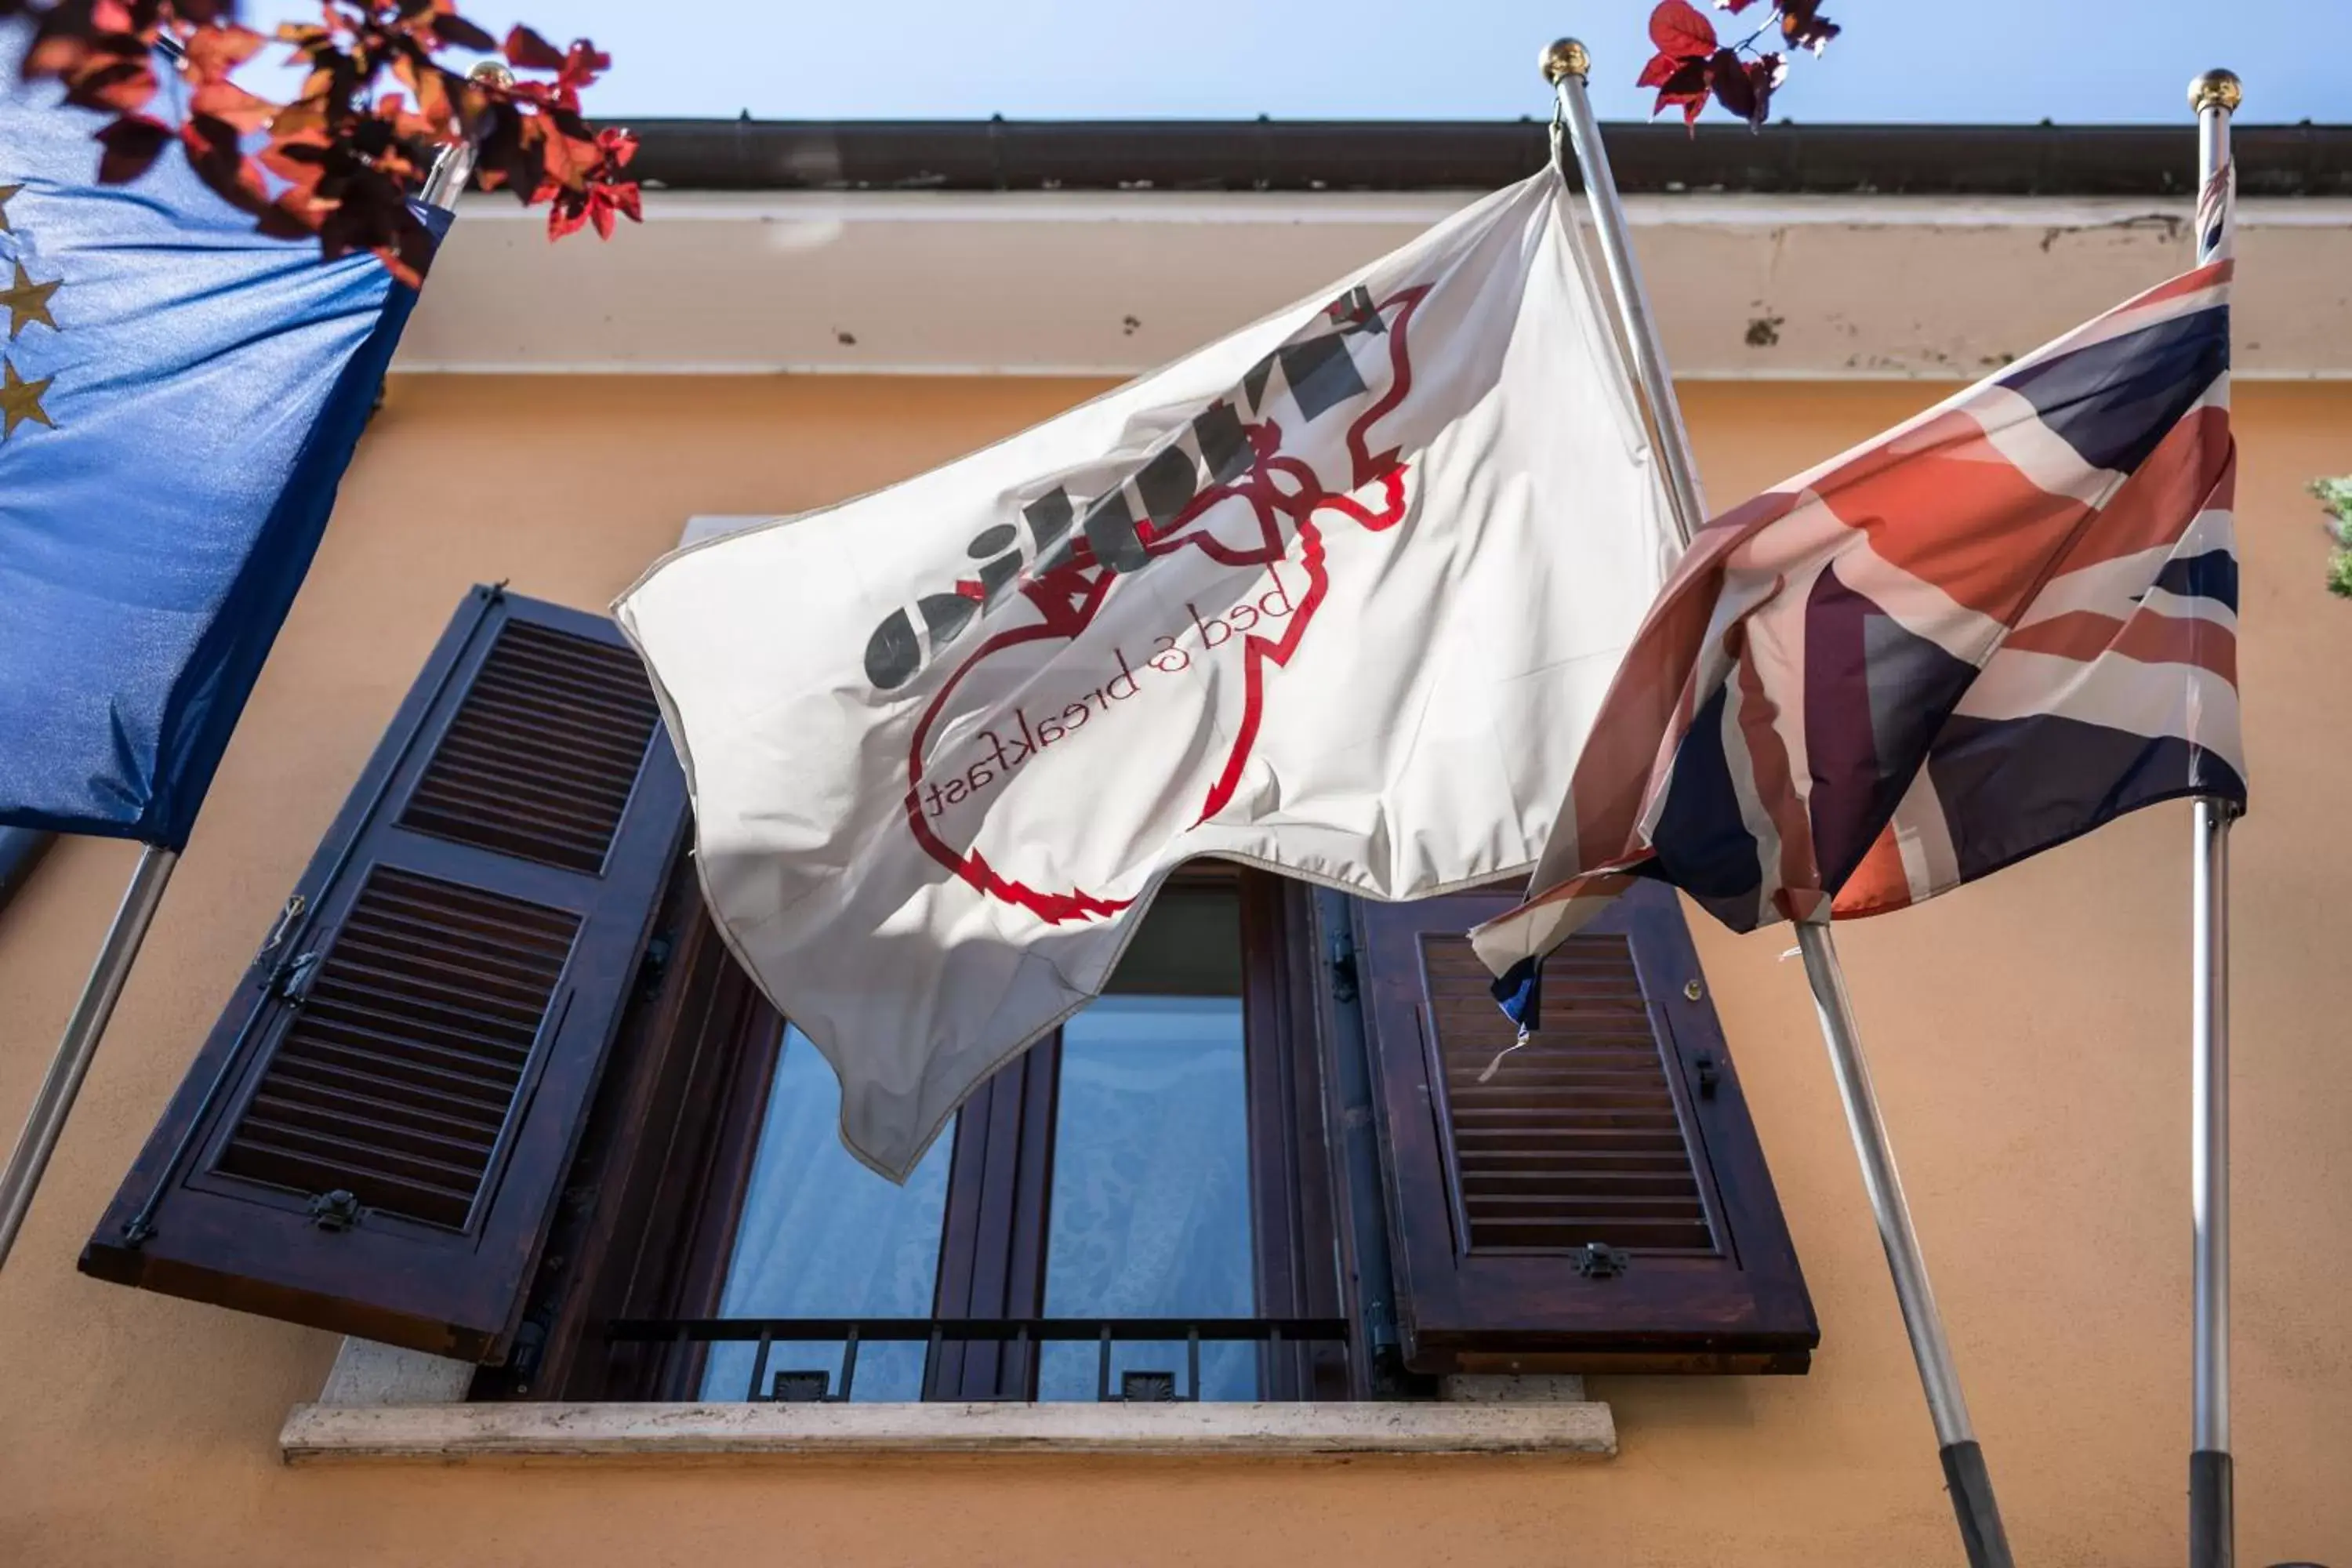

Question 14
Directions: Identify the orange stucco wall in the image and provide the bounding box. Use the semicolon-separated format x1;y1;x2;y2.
2;374;2347;1566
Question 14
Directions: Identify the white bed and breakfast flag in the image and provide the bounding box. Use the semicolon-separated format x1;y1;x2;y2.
618;169;1679;1178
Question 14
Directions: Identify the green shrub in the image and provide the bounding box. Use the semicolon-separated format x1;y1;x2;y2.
2316;476;2352;597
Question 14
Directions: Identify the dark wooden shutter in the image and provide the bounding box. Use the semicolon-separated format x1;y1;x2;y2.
80;586;688;1364
1356;879;1817;1374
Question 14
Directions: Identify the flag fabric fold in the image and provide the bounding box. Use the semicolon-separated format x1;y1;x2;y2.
619;169;1680;1179
0;36;439;848
1473;202;2241;1018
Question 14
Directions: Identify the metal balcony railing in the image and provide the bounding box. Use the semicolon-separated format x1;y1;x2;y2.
606;1316;1350;1403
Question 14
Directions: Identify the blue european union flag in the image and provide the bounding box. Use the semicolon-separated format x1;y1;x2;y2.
0;32;443;848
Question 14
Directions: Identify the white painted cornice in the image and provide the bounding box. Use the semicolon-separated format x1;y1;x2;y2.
394;190;2352;381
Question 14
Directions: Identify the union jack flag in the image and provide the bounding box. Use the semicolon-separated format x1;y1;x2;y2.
1474;169;2243;1021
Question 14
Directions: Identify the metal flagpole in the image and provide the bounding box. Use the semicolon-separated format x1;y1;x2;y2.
1542;39;2014;1567
1540;38;1707;541
419;60;513;208
2186;64;2241;1568
0;845;178;1268
0;61;510;1274
1795;924;2009;1566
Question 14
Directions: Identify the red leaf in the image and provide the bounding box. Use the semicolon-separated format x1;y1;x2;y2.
1779;0;1840;53
190;78;277;134
545;191;588;241
95;114;172;183
594;125;637;169
1635;50;1682;89
64;57;159;117
1715;0;1764;9
1647;0;1716;59
470;107;542;194
555;39;611;94
180;24;267;82
436;13;498;53
503;25;565;71
1746;53;1785;124
1708;48;1755;122
1650;56;1711;125
390;53;458;129
178;115;244;187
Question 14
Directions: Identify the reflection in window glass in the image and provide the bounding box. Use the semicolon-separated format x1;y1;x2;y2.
1039;887;1254;1401
700;1026;951;1402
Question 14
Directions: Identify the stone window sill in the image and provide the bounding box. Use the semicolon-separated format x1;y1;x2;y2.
289;1342;1614;1465
279;1397;1617;1465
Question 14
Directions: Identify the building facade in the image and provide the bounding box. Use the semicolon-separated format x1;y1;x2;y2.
2;122;2349;1565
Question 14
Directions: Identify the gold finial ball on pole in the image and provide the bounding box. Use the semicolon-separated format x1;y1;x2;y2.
469;60;517;90
2188;69;2243;114
1541;38;1592;85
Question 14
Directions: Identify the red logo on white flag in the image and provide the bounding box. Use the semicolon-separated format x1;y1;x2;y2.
898;285;1432;923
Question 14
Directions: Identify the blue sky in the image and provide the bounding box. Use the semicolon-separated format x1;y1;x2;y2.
240;2;2333;125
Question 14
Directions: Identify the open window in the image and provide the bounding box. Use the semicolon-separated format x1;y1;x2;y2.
82;593;1815;1399
516;863;1352;1403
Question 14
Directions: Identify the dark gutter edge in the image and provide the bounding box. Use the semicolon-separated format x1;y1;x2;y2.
0;827;53;916
621;119;2352;199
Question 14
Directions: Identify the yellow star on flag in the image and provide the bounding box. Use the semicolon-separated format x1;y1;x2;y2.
2;357;55;440
2;260;60;339
0;183;20;233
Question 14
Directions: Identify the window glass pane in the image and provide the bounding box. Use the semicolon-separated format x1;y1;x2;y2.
1039;888;1254;1401
700;1026;951;1402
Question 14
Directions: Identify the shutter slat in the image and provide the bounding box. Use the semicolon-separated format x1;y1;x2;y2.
1462;1172;1703;1196
452;673;654;745
308;964;558;1029
428;731;644;808
1457;1151;1697;1171
406;750;639;819
298;994;545;1066
231;1114;489;1189
255;1073;504;1145
287;1018;532;1094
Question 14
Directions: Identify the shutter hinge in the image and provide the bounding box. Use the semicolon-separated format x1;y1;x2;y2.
269;949;323;1005
634;932;675;1002
1367;1343;1419;1398
1327;924;1359;1004
505;1319;548;1395
1571;1243;1632;1280
1694;1054;1721;1100
307;1189;363;1232
119;913;318;1250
